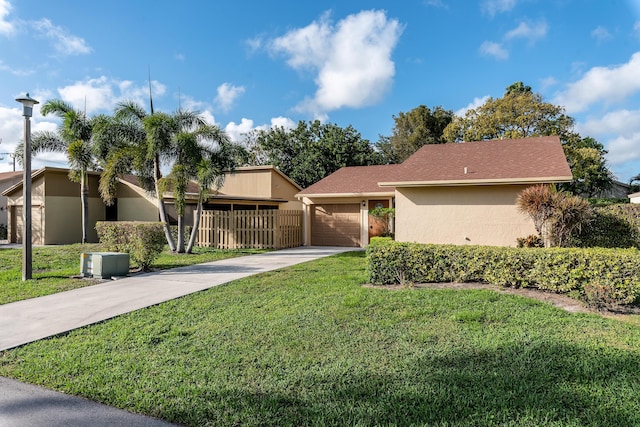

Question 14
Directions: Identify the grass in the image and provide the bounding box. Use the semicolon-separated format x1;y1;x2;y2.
2;251;640;426
0;244;263;305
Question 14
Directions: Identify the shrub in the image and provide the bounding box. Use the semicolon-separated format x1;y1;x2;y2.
573;204;640;248
516;185;592;247
367;238;640;305
96;221;166;270
0;223;7;240
517;235;544;248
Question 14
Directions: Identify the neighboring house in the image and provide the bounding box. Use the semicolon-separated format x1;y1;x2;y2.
629;192;640;204
297;136;573;247
3;165;302;245
0;171;24;236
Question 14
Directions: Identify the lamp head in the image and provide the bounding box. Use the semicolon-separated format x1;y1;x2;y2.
15;93;39;118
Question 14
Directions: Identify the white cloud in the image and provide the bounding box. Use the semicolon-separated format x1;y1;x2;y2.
223;116;296;143
482;0;518;16
214;83;245;113
455;95;490;116
540;76;558;90
224;118;257;142
505;21;548;42
0;60;33;76
270;116;296;130
32;18;91;56
606;133;640;165
269;10;403;116
576;109;640;169
424;0;447;8
0;0;14;35
553;52;640;113
56;76;166;114
479;41;508;60
591;26;612;43
0;100;62;173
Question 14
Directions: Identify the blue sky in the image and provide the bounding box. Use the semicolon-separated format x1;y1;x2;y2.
1;0;640;183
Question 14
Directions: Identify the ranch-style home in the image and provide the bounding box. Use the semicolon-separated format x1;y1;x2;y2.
3;165;302;245
297;136;573;247
0;171;23;235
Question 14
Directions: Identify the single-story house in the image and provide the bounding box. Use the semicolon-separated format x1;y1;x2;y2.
297;136;573;247
0;171;24;235
3;165;302;245
629;192;640;204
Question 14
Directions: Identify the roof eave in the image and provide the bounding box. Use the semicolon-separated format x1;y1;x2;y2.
378;176;574;187
296;191;396;199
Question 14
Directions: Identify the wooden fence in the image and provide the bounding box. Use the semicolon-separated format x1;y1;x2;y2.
195;210;303;249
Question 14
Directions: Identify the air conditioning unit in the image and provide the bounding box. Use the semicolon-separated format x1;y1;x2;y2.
80;252;130;279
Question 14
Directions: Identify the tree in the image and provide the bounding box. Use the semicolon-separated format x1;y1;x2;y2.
162;112;245;253
516;184;592;247
26;100;99;243
186;140;246;253
443;82;575;142
96;104;246;253
98;102;180;251
248;120;382;188
560;136;613;197
443;82;614;197
376;105;453;163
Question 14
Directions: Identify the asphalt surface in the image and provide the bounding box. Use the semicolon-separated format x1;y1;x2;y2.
0;245;360;426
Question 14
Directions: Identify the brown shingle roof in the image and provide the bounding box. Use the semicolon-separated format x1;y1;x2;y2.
297;164;399;196
296;136;572;196
0;171;24;182
380;136;572;186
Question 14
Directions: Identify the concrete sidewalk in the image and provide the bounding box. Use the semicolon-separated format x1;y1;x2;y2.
0;246;359;351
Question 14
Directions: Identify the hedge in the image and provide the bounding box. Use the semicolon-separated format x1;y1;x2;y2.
367;237;640;305
96;221;166;271
573;204;640;248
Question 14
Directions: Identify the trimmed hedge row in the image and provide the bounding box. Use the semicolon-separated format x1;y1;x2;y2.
96;221;166;270
367;237;640;305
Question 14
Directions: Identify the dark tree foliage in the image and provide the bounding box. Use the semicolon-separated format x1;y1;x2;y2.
250;120;382;188
443;82;614;197
560;136;613;197
376;105;453;163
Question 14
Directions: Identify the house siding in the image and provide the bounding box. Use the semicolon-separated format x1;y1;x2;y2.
395;185;537;247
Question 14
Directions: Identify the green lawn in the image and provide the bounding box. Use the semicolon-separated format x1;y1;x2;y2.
1;251;640;426
0;244;262;305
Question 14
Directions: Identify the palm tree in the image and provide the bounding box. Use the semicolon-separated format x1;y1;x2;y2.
102;102;178;251
26;99;97;243
163;111;246;253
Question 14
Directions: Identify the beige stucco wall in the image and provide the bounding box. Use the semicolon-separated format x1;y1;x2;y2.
43;196;106;244
395;185;537;247
220;169;272;198
0;175;23;229
117;198;158;222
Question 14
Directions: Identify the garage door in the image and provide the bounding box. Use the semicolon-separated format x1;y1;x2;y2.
311;204;360;247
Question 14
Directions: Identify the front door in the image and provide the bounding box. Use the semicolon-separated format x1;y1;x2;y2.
368;199;390;241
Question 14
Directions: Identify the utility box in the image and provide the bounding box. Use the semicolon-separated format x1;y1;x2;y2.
80;252;130;279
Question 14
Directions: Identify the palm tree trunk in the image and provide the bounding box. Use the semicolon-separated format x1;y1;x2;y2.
80;171;89;244
186;199;203;254
154;157;176;252
176;214;185;253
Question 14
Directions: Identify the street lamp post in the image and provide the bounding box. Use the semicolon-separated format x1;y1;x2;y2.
15;93;39;281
